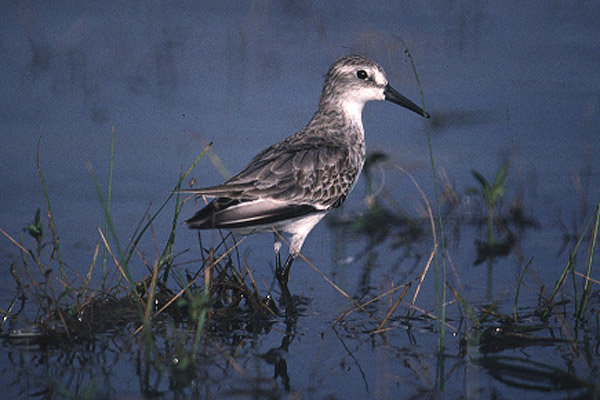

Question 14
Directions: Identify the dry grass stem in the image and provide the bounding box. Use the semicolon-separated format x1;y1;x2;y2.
133;235;248;335
272;228;379;323
411;245;437;310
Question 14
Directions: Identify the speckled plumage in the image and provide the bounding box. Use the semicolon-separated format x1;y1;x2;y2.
186;54;429;284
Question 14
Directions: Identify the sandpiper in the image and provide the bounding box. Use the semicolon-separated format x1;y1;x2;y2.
186;54;429;286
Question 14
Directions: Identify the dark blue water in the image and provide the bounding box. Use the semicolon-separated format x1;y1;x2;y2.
1;1;599;398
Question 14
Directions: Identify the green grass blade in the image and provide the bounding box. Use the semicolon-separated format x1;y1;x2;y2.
493;162;509;190
513;256;534;323
577;202;599;319
103;127;116;286
36;137;65;284
543;203;597;319
448;283;480;328
123;143;213;269
404;45;447;351
472;169;490;192
86;160;124;262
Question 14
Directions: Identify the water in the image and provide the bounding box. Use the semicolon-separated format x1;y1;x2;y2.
1;1;599;398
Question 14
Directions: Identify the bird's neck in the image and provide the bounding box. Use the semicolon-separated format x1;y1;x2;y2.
312;100;366;140
339;99;366;127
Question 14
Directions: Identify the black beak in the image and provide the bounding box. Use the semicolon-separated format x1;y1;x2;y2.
384;84;430;119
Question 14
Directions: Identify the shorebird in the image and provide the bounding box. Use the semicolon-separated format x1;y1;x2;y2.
186;54;429;286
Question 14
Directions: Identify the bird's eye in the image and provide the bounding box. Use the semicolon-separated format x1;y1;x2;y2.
356;70;368;80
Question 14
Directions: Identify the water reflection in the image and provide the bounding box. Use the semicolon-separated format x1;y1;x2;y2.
2;1;600;398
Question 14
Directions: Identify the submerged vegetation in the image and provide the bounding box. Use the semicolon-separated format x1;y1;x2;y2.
2;42;599;392
1;45;599;393
1;130;598;398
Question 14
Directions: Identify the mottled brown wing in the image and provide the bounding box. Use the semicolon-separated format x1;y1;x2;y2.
190;138;362;210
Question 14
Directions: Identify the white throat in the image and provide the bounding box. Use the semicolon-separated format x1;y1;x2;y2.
340;99;366;129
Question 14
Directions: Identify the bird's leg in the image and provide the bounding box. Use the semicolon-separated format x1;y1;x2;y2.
275;253;297;319
274;235;283;275
272;233;296;317
274;232;295;285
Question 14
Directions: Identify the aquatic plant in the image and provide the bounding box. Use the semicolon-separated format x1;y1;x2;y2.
470;162;509;242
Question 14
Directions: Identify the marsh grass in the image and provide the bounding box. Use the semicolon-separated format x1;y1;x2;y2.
470;162;509;243
0;138;276;354
403;45;449;352
0;112;598;398
323;136;599;395
542;202;600;321
328;139;596;357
